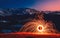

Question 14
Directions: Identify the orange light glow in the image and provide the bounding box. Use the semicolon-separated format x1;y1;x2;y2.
37;25;44;32
0;32;60;38
20;14;58;34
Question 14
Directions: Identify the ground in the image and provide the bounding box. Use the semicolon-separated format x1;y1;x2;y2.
0;32;60;38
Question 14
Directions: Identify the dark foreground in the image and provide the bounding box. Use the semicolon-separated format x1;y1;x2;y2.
0;32;60;38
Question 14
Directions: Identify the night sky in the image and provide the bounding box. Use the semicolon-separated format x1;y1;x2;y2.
0;0;37;8
0;0;48;8
0;0;60;11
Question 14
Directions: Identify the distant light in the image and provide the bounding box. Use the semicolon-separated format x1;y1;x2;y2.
3;21;7;23
0;20;8;23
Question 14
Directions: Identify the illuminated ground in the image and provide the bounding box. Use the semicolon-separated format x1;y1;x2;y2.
0;32;60;38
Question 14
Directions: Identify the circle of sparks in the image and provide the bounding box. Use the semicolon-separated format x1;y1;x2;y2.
37;25;44;32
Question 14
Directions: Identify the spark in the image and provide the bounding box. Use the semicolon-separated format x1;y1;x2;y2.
19;14;58;34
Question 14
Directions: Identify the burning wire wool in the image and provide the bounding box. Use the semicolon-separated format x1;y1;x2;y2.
20;14;58;34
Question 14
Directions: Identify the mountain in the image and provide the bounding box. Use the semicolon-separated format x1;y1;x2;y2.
0;8;42;33
0;8;40;16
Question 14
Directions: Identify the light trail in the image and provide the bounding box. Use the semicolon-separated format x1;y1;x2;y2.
19;14;58;34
